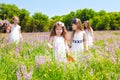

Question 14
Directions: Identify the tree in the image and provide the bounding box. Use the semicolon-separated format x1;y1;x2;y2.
109;12;120;30
76;8;96;22
0;3;20;20
32;12;49;32
49;16;62;30
90;16;101;30
100;15;111;30
0;3;120;32
62;11;75;30
98;10;106;16
19;9;30;31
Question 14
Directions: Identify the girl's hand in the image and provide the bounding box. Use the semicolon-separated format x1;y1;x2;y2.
84;46;88;52
47;36;53;49
84;49;88;52
66;52;74;62
47;43;53;49
66;51;72;57
92;39;94;43
20;36;24;41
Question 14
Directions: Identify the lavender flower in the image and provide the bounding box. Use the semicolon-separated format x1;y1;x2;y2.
110;56;116;64
35;55;46;68
16;67;22;80
114;42;119;49
16;65;33;80
21;65;27;78
104;40;108;45
109;45;114;55
16;48;20;57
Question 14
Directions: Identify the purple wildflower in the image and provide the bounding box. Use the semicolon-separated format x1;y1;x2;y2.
17;65;33;80
109;45;114;55
114;42;119;49
110;56;116;64
16;48;20;57
35;55;46;68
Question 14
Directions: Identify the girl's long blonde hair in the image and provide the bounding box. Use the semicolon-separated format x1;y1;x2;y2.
84;20;92;32
12;16;19;23
71;18;83;37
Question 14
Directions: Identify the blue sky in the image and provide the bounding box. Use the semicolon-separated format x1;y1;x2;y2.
1;0;120;17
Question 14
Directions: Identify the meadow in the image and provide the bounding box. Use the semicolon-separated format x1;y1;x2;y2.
0;31;120;80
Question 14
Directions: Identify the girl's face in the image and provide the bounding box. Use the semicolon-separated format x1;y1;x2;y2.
55;26;63;36
84;22;88;28
13;18;19;24
72;24;77;30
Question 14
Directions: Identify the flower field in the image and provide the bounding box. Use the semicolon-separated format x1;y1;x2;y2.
0;31;120;80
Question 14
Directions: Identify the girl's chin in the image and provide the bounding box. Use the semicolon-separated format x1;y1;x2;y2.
72;29;76;31
56;34;61;36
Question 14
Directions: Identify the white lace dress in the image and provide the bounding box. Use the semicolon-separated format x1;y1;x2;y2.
8;24;21;44
71;31;84;61
53;36;67;63
85;29;93;47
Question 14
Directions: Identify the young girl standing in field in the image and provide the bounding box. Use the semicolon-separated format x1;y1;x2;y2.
84;21;94;47
71;18;88;61
8;16;23;44
47;21;69;63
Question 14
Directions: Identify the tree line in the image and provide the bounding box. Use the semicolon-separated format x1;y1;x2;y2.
0;3;120;32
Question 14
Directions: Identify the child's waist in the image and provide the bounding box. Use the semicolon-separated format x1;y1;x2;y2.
72;40;83;43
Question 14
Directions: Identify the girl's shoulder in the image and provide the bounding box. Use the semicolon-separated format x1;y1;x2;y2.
53;36;65;41
83;30;86;34
79;30;86;36
90;27;93;32
74;31;85;37
11;24;21;28
78;30;85;34
53;36;62;39
82;30;85;33
17;25;21;29
11;24;14;27
49;36;54;41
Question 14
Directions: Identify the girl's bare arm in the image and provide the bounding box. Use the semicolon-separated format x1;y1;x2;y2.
47;36;53;49
83;31;88;51
19;26;23;40
91;28;94;41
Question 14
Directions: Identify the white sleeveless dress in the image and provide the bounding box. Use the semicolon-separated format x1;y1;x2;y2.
85;29;93;47
53;36;67;63
8;24;21;44
71;31;84;61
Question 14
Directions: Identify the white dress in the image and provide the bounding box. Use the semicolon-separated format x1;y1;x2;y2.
53;36;67;63
85;29;93;47
71;31;84;61
9;24;21;44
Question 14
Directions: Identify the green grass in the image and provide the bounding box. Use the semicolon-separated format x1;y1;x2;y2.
0;31;120;80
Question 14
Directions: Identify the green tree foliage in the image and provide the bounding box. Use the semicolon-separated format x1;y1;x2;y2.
0;3;20;20
62;11;75;30
109;12;120;30
0;3;120;32
32;12;49;32
76;8;96;22
49;16;62;30
19;9;30;31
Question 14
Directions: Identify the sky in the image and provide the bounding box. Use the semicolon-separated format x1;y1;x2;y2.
0;0;120;17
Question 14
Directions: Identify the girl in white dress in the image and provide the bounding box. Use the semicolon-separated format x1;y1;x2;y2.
84;21;94;48
8;16;23;44
71;18;88;61
47;21;69;63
